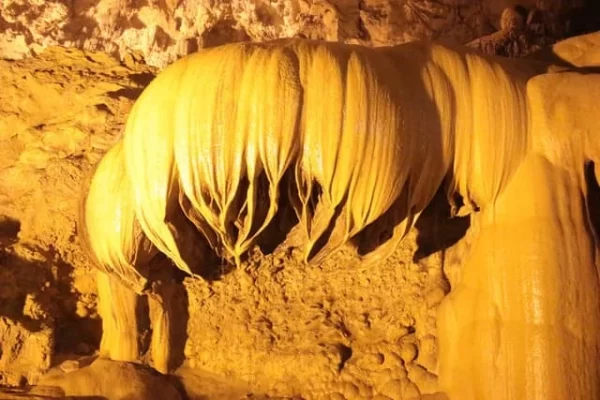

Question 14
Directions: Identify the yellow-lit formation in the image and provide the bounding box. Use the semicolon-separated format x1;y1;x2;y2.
81;38;600;398
85;40;535;270
82;141;155;291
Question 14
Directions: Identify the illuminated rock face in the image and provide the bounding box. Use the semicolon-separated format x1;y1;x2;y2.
0;43;455;396
0;46;156;388
1;0;594;67
81;36;600;398
440;36;600;399
438;155;600;400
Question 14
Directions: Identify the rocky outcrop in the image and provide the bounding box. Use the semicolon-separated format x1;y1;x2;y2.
2;0;596;68
467;1;600;57
0;45;155;386
0;317;53;386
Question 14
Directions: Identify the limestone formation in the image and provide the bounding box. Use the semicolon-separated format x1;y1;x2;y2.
1;2;599;397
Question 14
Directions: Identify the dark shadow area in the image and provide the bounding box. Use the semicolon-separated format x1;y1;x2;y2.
178;168;301;281
412;188;471;263
62;14;100;48
336;344;353;372
185;38;200;54
154;26;176;48
255;171;300;256
167;374;191;400
137;293;152;356
107;70;157;100
129;72;157;87
585;161;600;241
201;20;251;49
563;1;600;37
115;13;147;31
107;87;146;100
171;201;229;282
166;272;189;373
0;217;20;247
0;384;108;399
352;183;412;256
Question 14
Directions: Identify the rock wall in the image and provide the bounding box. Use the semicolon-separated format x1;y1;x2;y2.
1;0;595;68
0;46;155;386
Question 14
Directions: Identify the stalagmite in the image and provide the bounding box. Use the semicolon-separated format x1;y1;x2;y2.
82;137;193;371
96;271;141;362
148;283;174;375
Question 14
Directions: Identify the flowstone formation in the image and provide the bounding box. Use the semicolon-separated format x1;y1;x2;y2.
82;33;600;399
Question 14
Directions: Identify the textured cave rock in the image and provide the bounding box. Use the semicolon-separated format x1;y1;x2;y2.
0;46;155;388
1;0;597;68
0;1;599;398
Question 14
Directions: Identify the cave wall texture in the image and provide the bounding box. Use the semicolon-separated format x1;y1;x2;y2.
0;0;600;399
1;0;598;67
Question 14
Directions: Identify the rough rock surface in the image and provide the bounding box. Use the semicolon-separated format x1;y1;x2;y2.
0;316;53;386
1;0;597;68
181;202;470;398
0;45;155;386
466;1;600;57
